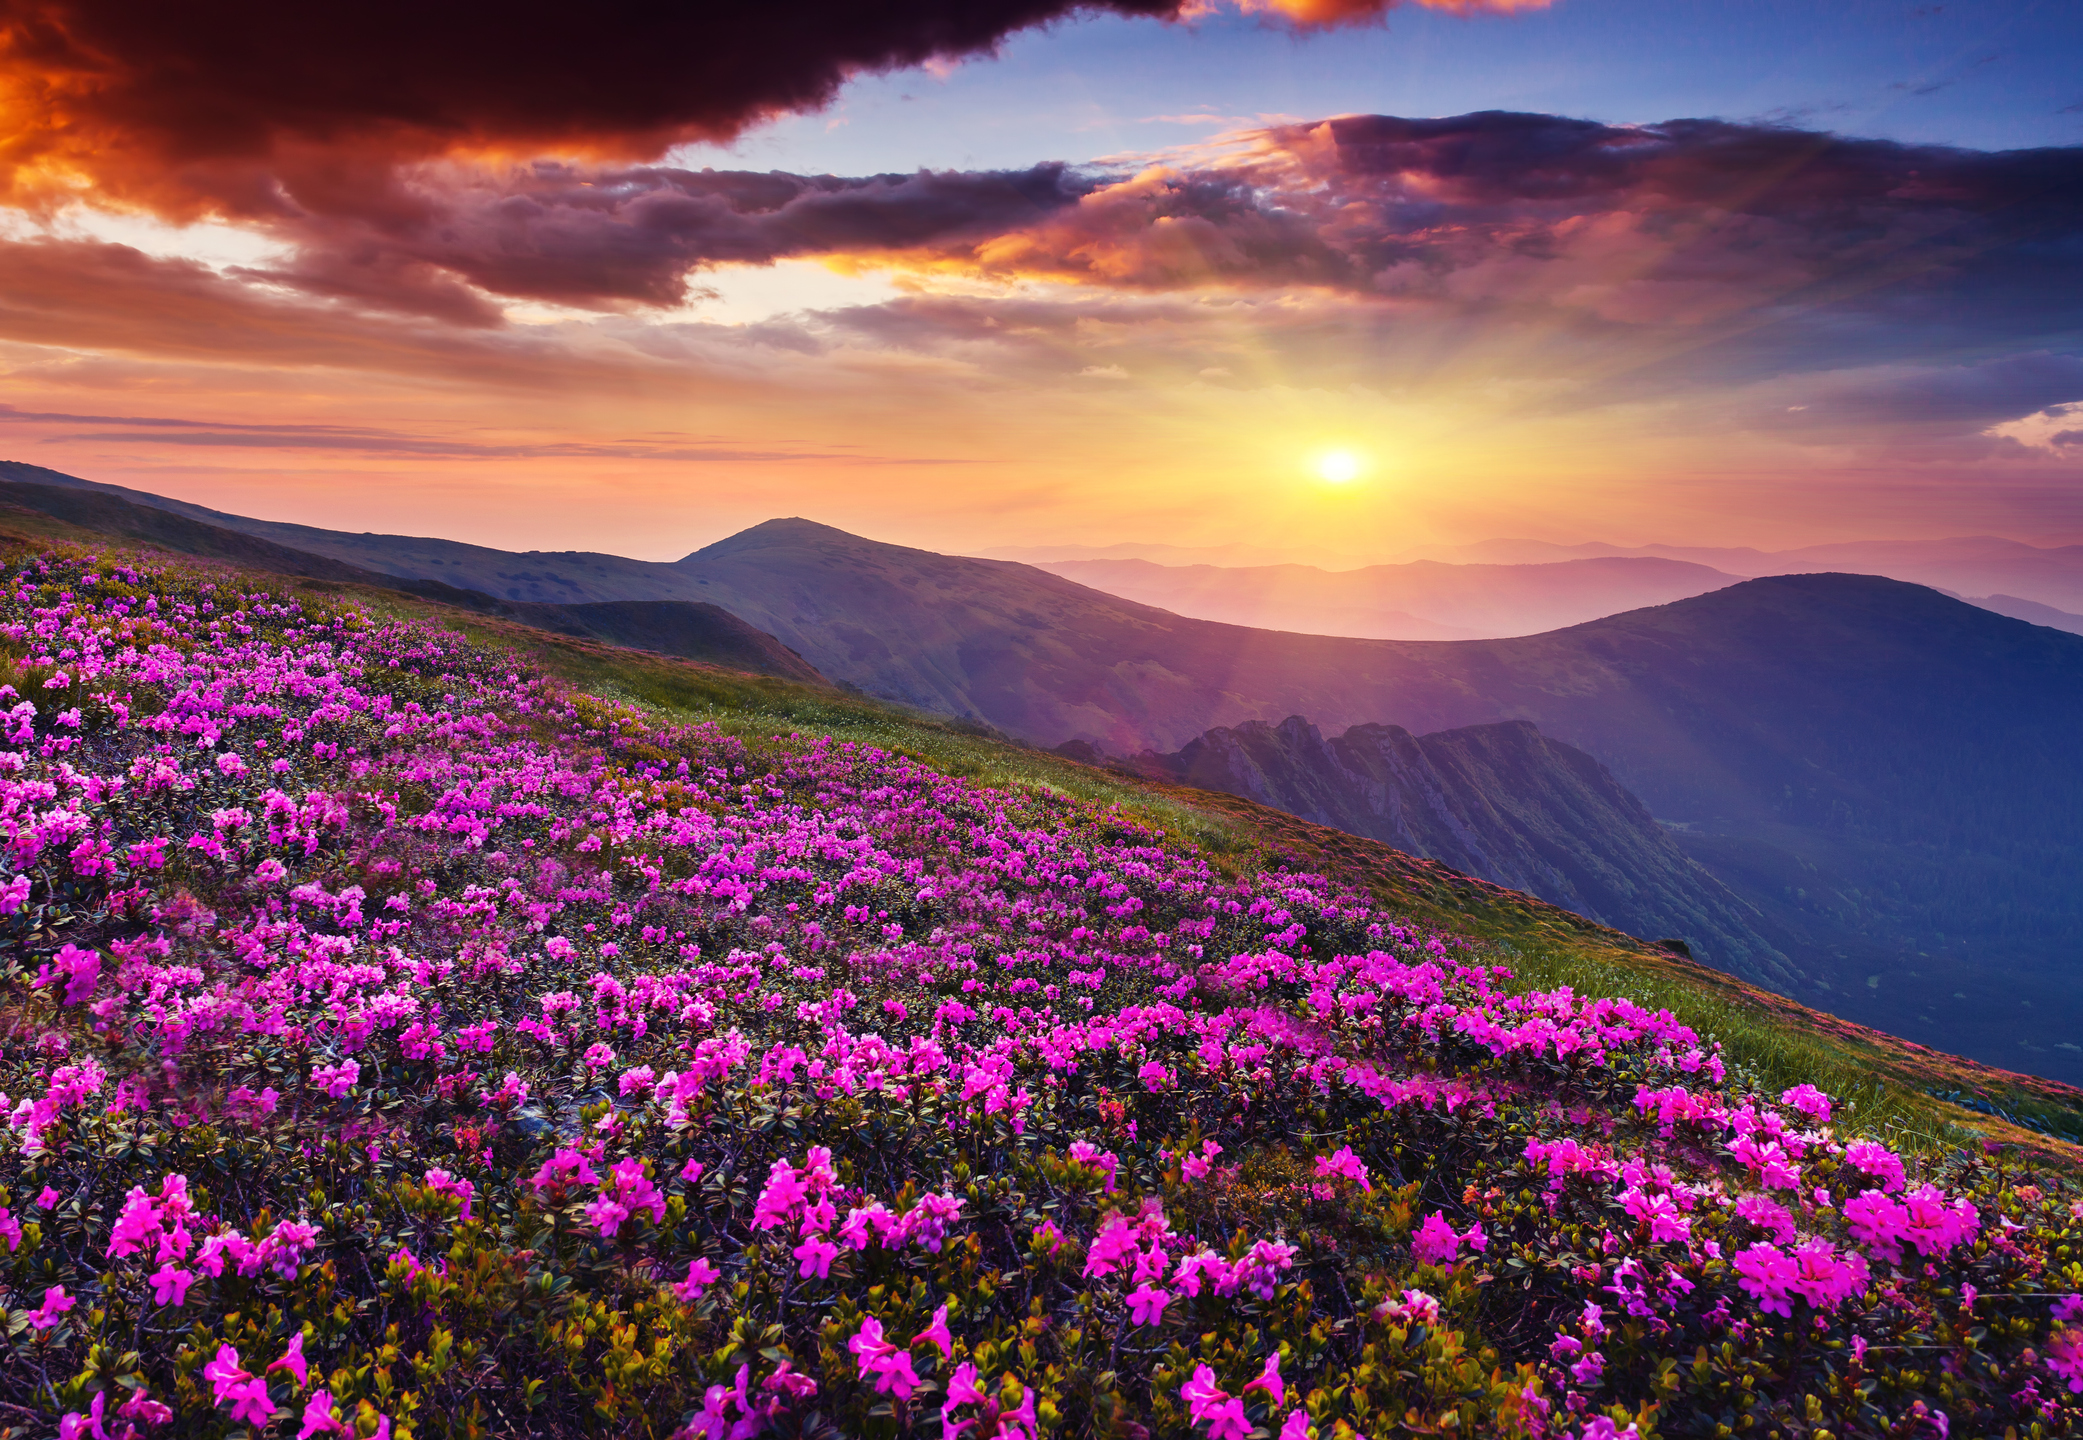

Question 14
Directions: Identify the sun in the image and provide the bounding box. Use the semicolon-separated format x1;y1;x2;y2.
1314;449;1363;484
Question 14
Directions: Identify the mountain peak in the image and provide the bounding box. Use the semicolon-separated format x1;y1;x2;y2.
678;517;878;564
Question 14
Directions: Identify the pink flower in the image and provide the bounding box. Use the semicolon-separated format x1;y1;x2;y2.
203;1344;250;1405
2046;1326;2083;1394
1127;1283;1171;1326
1412;1212;1463;1267
1844;1189;1912;1263
1780;1084;1832;1121
1067;1140;1119;1192
1243;1351;1285;1407
1084;1215;1143;1278
149;1263;194;1307
107;1185;162;1258
914;1303;954;1359
223;1375;276;1425
585;1196;632;1237
1788;1239;1868;1309
1376;1287;1442;1327
311;1060;359;1098
1733;1242;1799;1317
299;1391;348;1437
1279;1411;1311;1440
1180;1364;1226;1421
1733;1192;1797;1243
1202;1397;1252;1440
675;1257;722;1300
56;1394;105;1440
270;1331;310;1386
1843;1140;1906;1192
528;1147;600;1196
849;1316;897;1363
29;1284;76;1330
794;1234;839;1279
1622;1188;1692;1244
871;1350;920;1400
1313;1146;1371;1192
751;1160;809;1230
943;1360;991;1432
116;1388;171;1427
422;1168;475;1221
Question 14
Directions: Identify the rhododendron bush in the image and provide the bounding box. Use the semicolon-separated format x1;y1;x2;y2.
0;548;2078;1440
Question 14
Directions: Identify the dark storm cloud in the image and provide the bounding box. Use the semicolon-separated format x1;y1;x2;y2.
0;0;1503;219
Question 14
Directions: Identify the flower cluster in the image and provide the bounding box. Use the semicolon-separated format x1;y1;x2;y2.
0;547;2073;1440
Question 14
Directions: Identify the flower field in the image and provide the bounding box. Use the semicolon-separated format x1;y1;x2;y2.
0;546;2078;1440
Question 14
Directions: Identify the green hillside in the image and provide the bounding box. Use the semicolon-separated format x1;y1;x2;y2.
1;522;2079;1440
12;510;2069;1158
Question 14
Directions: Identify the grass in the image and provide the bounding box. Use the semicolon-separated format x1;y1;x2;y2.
13;527;2083;1168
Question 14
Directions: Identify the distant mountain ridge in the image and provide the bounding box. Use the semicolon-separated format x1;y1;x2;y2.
1035;554;1747;639
999;532;2083;616
1108;715;1784;979
1970;593;2083;636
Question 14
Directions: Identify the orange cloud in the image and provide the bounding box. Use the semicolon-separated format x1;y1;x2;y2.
1233;0;1548;21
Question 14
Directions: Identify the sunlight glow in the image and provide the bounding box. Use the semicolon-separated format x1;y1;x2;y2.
1314;449;1364;484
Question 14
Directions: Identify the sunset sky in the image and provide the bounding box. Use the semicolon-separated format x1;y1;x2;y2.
1;0;2080;561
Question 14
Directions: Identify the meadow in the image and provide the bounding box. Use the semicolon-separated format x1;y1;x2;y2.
0;542;2077;1439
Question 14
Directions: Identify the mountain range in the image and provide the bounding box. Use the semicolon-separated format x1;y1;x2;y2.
996;533;2083;618
1105;716;1782;979
2;461;2079;1083
0;469;825;682
1033;554;1747;639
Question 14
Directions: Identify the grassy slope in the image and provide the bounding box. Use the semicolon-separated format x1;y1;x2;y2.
11;514;2080;1166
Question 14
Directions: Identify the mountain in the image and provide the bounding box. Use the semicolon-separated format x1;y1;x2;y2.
664;525;2083;1078
980;538;1377;568
1970;592;2083;636
1409;535;2083;614
1034;554;1746;639
0;472;824;683
986;532;2083;616
496;599;826;683
1111;715;1784;978
0;460;708;604
4;468;2080;1080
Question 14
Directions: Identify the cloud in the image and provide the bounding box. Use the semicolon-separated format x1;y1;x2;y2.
1739;355;2083;453
847;111;2083;396
0;0;1525;220
4;111;2080;468
1986;403;2083;453
932;113;2083;307
49;93;2070;368
0;403;872;460
240;162;1097;317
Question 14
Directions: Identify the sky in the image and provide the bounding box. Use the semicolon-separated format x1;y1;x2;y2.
0;0;2079;562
